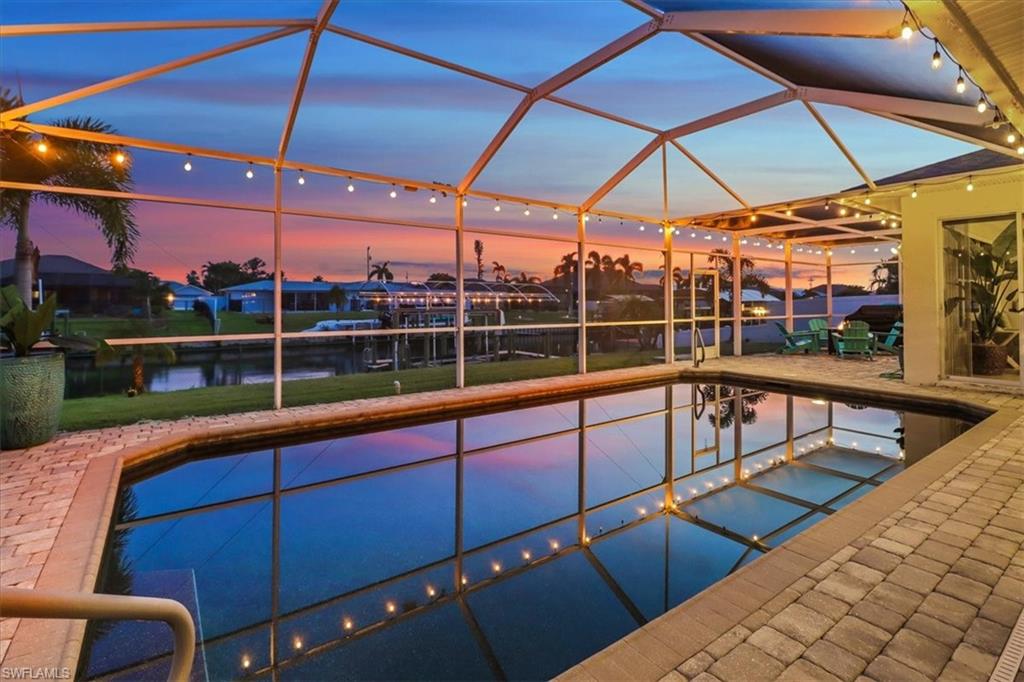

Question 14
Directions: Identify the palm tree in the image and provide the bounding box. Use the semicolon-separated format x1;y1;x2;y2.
95;320;176;395
554;252;577;314
368;261;394;282
491;261;508;283
659;266;685;287
473;239;485;280
706;248;770;296
869;257;899;294
514;271;541;284
1;88;138;307
614;254;643;286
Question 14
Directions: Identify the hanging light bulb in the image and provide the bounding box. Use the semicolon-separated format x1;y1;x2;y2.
493;200;501;212
552;211;559;220
113;150;127;166
638;223;645;231
825;198;831;210
966;176;974;191
245;162;254;180
1017;144;1024;156
298;170;308;185
462;198;468;207
347;178;355;192
955;69;966;94
523;204;530;216
931;40;942;70
911;185;918;199
183;153;193;172
977;97;988;113
1008;132;1017;144
35;139;48;154
429;191;437;204
839;207;848;216
658;226;664;234
785;206;793;216
900;13;913;40
750;213;758;223
864;195;871;205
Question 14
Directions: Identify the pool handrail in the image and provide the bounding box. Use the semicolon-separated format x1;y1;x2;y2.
0;587;195;682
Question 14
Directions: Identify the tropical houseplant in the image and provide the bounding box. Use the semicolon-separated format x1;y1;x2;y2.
0;286;110;448
944;220;1020;375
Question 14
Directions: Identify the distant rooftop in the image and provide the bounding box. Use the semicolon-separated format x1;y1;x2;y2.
847;149;1023;190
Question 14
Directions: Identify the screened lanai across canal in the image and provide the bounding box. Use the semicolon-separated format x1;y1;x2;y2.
2;0;1022;424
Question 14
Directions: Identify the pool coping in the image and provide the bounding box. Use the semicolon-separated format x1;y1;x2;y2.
2;363;1008;676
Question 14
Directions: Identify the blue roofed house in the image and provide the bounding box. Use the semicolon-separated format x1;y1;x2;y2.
163;282;214;311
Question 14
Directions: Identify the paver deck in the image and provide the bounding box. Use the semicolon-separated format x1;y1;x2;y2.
1;354;1021;680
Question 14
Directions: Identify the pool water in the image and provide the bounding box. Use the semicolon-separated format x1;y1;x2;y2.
80;383;974;681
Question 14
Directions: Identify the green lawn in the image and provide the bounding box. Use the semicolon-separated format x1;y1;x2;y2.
58;350;661;432
63;310;379;339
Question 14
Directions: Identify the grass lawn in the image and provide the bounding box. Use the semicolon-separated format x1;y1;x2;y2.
63;310;380;338
58;350;661;432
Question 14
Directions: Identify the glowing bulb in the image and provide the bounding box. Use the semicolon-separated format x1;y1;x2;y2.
113;151;126;165
245;163;254;180
386;602;396;614
524;205;531;216
35;141;48;154
753;534;759;541
493;201;501;212
461;575;468;585
492;562;501;573
977;98;987;113
864;196;871;205
426;585;436;597
911;186;918;199
966;178;974;191
1008;132;1017;144
850;249;856;255
343;618;354;630
690;232;697;238
658;227;664;234
689;488;697;495
891;247;899;255
839;207;848;216
900;19;912;40
241;655;251;669
750;214;758;222
550;540;560;550
638;507;647;516
297;170;305;185
1017;145;1024;155
389;186;397;198
638;224;645;231
785;208;792;216
293;637;303;650
583;535;591;544
183;155;192;172
522;550;531;560
347;179;355;192
955;73;966;94
462;198;468;207
931;44;942;70
552;212;559;220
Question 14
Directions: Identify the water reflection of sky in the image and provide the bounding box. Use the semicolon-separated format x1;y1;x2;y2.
94;383;973;681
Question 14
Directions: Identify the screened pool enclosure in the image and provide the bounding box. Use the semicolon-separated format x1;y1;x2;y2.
2;0;1021;419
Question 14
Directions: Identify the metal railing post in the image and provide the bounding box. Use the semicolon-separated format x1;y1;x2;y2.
0;588;195;682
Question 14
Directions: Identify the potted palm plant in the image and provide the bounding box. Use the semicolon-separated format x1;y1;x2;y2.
945;220;1020;375
0;286;110;448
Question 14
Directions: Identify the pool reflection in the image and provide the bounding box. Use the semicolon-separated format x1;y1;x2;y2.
82;383;973;681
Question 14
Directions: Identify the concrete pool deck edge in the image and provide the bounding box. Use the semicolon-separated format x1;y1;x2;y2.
1;356;1019;678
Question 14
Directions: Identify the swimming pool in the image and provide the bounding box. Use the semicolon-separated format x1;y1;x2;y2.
80;382;975;681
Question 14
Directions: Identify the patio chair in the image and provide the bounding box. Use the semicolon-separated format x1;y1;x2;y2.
807;318;829;351
774;322;819;355
874;321;902;355
834;321;874;359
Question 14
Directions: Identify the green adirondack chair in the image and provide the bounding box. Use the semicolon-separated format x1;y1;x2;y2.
807;318;829;351
833;320;874;359
874;321;902;355
774;322;819;354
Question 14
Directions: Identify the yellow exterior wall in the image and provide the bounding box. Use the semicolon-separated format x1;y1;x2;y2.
899;167;1023;385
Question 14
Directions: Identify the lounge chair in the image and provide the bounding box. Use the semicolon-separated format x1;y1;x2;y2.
807;318;829;351
834;320;874;359
874;321;902;355
774;322;819;354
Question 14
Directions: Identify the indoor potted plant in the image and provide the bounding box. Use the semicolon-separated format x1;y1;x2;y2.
0;285;109;448
944;220;1020;376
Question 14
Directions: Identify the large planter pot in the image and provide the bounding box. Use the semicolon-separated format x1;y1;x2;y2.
1;353;65;449
972;342;1008;376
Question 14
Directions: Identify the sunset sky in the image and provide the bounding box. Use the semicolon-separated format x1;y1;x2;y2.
2;0;966;286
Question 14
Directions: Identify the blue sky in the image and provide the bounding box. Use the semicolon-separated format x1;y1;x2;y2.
1;1;974;280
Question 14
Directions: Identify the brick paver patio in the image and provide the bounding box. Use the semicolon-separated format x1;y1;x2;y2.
1;354;1022;680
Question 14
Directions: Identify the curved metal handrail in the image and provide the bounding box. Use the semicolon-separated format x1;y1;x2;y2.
0;588;195;682
693;327;707;368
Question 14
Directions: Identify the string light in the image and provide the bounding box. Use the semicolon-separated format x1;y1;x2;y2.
386;602;396;614
462;198;468;207
389;184;397;198
241;655;251;670
522;550;531;560
293;637;303;650
426;585;437;598
900;12;913;39
429;191;437;204
839;207;848;216
966;176;974;192
911;185;918;199
297;169;305;185
113;150;127;166
1008;132;1017;144
347;178;355;192
183;153;193;172
1017;145;1024;156
864;195;871;205
493;200;501;212
750;213;758;223
955;69;966;94
523;204;530;216
552;211;559;220
976;97;988;113
931;40;942;70
785;206;793;216
639;223;645;231
35;139;48;154
343;618;354;630
245;162;254;180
